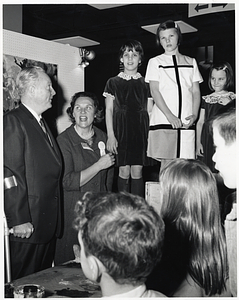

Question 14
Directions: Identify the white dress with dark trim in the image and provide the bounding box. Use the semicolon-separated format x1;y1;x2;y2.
145;53;203;160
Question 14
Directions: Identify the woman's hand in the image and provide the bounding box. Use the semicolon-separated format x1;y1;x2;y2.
80;153;115;187
107;136;118;154
97;153;115;170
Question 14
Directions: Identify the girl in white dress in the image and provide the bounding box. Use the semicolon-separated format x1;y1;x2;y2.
145;20;203;170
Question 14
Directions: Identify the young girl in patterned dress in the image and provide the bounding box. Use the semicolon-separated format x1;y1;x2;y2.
103;40;153;196
145;20;203;171
196;61;235;172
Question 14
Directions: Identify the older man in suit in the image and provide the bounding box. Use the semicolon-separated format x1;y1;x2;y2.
4;66;62;280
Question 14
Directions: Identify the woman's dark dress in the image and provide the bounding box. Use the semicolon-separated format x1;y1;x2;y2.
103;72;152;166
54;125;113;265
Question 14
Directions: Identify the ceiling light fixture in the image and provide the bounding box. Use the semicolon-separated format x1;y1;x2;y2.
89;4;127;10
79;48;95;68
142;20;197;34
53;36;99;47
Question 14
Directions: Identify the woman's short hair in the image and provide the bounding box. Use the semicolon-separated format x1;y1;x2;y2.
67;91;103;124
74;191;164;286
156;20;182;47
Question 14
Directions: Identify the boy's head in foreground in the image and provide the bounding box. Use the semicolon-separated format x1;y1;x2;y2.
73;191;164;289
212;108;236;189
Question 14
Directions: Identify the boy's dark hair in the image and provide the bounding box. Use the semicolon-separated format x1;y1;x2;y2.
74;192;164;285
156;19;182;47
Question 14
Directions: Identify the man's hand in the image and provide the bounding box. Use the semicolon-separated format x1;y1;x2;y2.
12;222;34;239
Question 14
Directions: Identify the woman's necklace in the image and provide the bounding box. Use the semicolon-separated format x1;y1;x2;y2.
74;125;95;146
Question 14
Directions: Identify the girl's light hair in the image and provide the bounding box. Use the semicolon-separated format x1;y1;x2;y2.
159;159;227;296
156;20;182;47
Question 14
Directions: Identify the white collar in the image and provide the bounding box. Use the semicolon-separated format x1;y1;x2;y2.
118;72;142;81
102;284;146;298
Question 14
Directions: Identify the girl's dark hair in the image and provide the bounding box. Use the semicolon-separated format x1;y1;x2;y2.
208;61;234;91
119;40;144;62
156;20;182;47
66;91;103;124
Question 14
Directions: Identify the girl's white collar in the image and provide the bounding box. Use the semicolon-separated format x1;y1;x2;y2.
118;72;141;80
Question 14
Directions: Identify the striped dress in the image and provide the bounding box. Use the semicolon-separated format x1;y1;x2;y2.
145;53;203;160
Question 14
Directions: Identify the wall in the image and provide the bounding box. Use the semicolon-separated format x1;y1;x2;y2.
3;29;85;134
3;5;22;34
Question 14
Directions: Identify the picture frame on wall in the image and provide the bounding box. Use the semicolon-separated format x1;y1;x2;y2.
3;54;57;113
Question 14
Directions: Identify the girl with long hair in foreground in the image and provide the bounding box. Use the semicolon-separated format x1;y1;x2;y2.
148;159;230;296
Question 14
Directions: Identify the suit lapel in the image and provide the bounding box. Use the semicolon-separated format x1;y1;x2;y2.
42;118;62;163
19;104;62;165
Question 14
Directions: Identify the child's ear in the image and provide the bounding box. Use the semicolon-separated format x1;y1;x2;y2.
120;57;123;63
88;255;105;282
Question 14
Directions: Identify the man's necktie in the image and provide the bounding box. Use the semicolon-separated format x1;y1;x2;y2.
39;118;53;147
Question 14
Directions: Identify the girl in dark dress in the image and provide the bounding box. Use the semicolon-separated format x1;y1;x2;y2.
196;61;235;172
196;62;235;214
103;40;153;196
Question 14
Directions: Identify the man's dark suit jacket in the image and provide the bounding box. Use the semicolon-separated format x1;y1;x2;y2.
4;103;62;244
